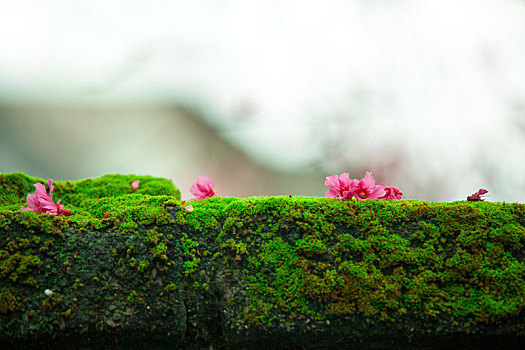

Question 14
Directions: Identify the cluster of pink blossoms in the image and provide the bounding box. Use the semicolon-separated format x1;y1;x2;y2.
21;179;71;216
324;171;402;200
21;173;490;216
187;172;402;202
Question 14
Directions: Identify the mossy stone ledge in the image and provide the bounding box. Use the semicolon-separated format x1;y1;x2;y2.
0;172;524;349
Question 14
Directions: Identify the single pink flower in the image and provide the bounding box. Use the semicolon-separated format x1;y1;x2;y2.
21;179;71;216
189;176;216;200
325;173;356;199
467;188;488;201
185;205;194;212
380;186;403;200
131;180;140;191
348;172;386;200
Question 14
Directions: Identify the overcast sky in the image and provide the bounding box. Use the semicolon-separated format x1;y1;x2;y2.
1;0;524;202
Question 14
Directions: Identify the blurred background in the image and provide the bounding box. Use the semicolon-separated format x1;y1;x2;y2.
1;0;524;202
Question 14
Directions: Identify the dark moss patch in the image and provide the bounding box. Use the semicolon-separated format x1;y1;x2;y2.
0;289;21;314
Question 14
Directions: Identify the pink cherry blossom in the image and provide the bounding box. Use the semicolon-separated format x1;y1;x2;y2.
349;172;387;200
380;186;403;200
189;176;216;200
324;173;356;199
325;171;399;200
21;179;71;216
131;180;140;191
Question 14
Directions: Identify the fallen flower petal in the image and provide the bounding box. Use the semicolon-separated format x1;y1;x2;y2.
190;176;216;200
21;179;71;216
185;205;194;212
131;180;140;191
467;188;488;201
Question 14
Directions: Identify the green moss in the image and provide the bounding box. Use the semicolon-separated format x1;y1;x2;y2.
179;231;202;277
0;172;180;212
0;172;180;237
151;242;168;260
23;276;38;287
127;290;140;303
137;260;150;273
0;172;46;212
221;238;249;262
0;289;20;314
72;278;84;290
76;194;177;232
146;227;162;244
41;293;63;309
0;251;42;281
183;258;201;277
164;283;178;292
204;197;525;327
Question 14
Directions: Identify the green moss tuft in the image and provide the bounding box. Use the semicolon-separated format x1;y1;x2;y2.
0;172;180;211
0;289;20;314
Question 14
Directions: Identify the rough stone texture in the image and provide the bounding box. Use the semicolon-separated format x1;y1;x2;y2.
1;173;524;349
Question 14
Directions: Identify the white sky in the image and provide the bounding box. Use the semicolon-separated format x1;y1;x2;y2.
0;0;524;201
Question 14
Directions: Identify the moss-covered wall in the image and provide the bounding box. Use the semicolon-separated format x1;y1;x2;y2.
0;173;524;349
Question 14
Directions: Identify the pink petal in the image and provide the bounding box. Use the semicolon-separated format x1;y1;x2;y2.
324;174;340;189
368;184;387;199
32;183;48;197
361;171;376;189
47;179;54;197
185;205;194;212
342;190;355;199
24;193;40;210
60;208;72;216
131;180;140;191
197;183;211;193
190;176;216;200
40;201;58;210
338;173;351;187
197;176;214;188
325;173;354;199
390;187;403;200
325;189;340;198
22;179;70;215
189;183;204;199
